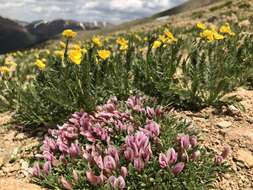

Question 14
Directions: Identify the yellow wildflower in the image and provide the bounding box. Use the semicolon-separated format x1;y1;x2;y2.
196;22;206;30
98;50;111;60
219;23;235;36
116;37;128;51
0;66;10;74
213;31;225;40
200;29;224;41
82;48;88;55
54;50;64;58
152;41;162;49
92;36;102;47
164;29;177;42
68;50;82;65
159;35;167;43
35;59;46;70
144;37;148;41
62;29;77;38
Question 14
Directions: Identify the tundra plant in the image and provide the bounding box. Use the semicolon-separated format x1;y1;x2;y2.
32;96;229;189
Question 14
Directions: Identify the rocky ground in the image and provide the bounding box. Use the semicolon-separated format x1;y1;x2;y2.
172;87;253;190
0;87;252;189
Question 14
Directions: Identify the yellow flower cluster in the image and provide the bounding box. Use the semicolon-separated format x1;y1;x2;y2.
54;50;64;59
92;36;102;47
152;29;177;49
116;37;128;51
200;29;224;41
35;59;46;70
98;50;111;61
68;50;83;65
219;23;235;36
0;66;10;74
62;29;77;39
197;22;235;42
196;22;207;30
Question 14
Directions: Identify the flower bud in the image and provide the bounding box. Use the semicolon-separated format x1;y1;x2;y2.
32;162;41;177
172;162;185;175
159;153;168;168
120;166;128;178
60;176;73;190
221;147;230;159
86;171;103;186
214;155;224;165
43;161;52;175
166;148;177;164
134;158;145;172
190;136;198;147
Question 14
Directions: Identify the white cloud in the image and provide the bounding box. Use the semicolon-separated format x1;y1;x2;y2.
0;0;187;23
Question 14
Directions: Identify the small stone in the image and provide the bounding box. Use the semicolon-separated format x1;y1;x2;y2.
20;160;29;171
228;105;240;115
217;121;232;129
246;117;253;124
238;19;251;28
234;149;253;168
223;173;231;179
15;133;26;140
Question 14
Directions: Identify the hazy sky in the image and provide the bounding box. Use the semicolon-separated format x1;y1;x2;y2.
0;0;187;23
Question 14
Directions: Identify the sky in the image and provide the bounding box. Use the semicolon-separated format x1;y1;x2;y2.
0;0;187;23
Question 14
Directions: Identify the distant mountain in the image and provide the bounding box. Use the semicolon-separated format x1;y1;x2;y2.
0;16;35;54
26;19;111;43
0;17;112;54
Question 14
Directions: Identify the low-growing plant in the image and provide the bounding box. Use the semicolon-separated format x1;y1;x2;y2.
32;96;229;189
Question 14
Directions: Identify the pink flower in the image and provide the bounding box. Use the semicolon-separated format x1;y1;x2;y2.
117;176;126;189
107;146;120;166
221;147;230;159
177;134;190;150
94;155;104;170
155;106;163;117
80;131;96;142
159;153;168;168
146;107;155;118
104;155;117;172
190;136;198;147
134;157;145;172
69;143;80;157
109;176;126;189
32;162;41;177
124;147;134;161
166;148;177;164
43;161;52;175
86;171;103;186
60;176;73;190
43;137;57;151
214;155;224;165
172;162;185;175
120;166;128;178
144;121;160;138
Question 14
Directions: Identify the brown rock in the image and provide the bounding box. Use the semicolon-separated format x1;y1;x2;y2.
217;121;232;128
235;149;253;168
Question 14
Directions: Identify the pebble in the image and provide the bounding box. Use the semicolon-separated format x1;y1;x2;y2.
217;121;232;128
235;149;253;168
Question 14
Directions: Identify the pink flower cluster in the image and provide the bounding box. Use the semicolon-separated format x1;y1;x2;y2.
32;96;229;189
33;96;164;189
158;134;200;175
